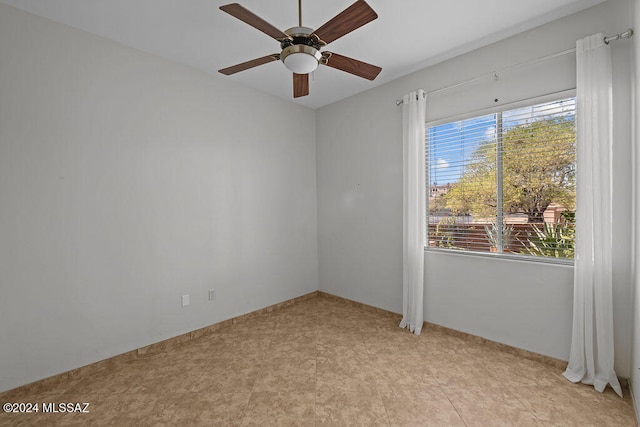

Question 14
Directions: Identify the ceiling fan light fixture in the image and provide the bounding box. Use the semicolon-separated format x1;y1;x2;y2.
281;45;321;74
218;1;382;97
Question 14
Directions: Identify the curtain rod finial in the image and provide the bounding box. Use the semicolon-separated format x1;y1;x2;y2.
604;28;634;44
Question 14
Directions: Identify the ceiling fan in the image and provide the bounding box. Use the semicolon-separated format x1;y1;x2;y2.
218;0;382;98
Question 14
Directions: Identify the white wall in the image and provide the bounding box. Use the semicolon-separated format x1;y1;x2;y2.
631;0;640;416
0;4;318;393
317;0;634;371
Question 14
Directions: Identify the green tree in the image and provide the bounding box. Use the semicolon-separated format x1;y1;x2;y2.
443;118;575;222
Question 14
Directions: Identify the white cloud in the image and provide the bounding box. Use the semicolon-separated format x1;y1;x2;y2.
436;158;449;169
484;126;496;139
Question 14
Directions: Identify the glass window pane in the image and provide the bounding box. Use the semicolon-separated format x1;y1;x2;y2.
426;97;576;260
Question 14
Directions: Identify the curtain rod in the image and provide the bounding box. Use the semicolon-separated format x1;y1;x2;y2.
395;28;634;106
604;28;633;44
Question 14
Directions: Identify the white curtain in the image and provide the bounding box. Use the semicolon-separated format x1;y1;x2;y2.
400;90;426;335
563;34;622;397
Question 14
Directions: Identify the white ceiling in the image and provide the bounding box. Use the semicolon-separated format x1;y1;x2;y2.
1;0;605;109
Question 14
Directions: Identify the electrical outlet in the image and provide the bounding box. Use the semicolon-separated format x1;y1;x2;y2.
182;294;190;307
208;289;216;301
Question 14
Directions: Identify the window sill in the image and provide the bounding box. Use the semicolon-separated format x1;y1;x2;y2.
424;247;574;266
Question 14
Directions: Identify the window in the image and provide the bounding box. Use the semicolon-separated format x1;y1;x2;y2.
426;96;576;261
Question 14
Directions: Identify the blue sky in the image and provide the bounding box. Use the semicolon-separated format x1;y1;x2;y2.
428;113;494;185
427;97;576;186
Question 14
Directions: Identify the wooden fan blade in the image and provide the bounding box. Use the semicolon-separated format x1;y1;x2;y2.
220;3;292;41
218;54;280;75
293;73;309;98
322;52;381;80
312;0;377;45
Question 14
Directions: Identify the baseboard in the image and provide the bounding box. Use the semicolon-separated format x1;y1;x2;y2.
316;291;403;320
317;291;569;371
423;321;569;370
0;291;318;399
630;381;640;426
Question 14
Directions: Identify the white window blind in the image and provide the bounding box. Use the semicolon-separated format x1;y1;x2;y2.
426;96;576;260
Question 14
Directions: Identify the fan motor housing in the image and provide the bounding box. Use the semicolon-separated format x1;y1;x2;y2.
281;26;322;50
280;26;323;72
280;44;322;64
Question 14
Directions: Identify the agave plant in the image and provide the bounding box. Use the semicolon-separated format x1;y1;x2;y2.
484;222;514;251
523;213;574;258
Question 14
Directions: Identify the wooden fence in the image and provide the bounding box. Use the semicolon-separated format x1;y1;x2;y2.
428;223;542;253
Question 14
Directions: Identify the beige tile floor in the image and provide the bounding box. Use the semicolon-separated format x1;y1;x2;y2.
1;296;637;426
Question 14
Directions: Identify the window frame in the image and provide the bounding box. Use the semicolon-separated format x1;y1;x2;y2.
424;89;576;266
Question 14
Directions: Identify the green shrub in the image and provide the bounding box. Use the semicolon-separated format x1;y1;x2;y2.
522;211;574;258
